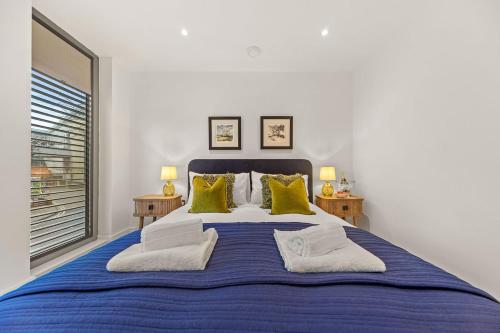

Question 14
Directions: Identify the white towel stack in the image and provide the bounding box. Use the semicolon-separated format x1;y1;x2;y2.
107;228;218;272
141;218;204;252
274;225;386;273
287;224;349;257
106;218;219;272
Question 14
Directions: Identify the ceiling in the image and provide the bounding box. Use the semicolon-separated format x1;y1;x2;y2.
32;0;426;72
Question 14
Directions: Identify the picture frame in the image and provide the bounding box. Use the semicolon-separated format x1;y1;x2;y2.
260;116;293;149
208;116;241;150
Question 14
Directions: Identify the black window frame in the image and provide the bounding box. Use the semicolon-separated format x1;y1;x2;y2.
31;8;99;268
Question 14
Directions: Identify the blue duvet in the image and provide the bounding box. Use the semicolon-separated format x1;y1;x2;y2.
0;223;499;332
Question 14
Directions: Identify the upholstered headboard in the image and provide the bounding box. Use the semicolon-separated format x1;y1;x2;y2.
187;159;314;202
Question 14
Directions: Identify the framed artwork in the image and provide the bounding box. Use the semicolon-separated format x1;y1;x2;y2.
260;116;293;149
208;116;241;150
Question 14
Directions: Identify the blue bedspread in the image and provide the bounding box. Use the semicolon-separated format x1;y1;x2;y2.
1;223;499;332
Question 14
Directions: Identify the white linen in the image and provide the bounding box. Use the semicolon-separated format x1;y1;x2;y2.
188;172;250;205
250;171;309;205
141;217;203;252
107;228;218;272
158;203;352;228
274;229;386;273
287;224;349;257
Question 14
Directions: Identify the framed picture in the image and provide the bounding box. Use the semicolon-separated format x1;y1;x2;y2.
260;116;293;149
208;116;241;150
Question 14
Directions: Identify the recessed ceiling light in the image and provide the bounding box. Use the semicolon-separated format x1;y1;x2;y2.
181;28;188;36
321;28;329;37
246;45;262;58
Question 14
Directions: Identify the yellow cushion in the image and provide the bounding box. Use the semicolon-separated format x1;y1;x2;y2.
189;176;230;213
260;173;303;209
269;177;316;215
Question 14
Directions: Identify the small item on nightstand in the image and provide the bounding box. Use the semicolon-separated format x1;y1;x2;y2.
335;172;355;198
319;166;336;197
161;166;177;196
335;192;349;198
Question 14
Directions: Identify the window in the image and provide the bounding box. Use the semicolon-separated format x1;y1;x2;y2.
31;10;98;266
30;69;90;259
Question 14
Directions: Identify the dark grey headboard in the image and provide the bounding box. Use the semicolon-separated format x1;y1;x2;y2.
187;159;313;202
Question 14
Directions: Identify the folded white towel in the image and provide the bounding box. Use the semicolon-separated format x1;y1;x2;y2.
141;218;203;252
287;224;349;257
107;228;218;272
275;229;386;273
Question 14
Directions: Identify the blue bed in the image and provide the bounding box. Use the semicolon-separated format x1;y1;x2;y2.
1;222;499;332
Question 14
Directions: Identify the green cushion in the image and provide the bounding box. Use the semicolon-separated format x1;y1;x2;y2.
201;173;236;208
189;176;230;213
269;177;316;215
260;173;303;209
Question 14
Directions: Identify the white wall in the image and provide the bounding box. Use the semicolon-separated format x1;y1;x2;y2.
98;58;113;237
0;0;32;293
128;72;353;209
98;58;134;237
110;62;133;232
353;0;500;298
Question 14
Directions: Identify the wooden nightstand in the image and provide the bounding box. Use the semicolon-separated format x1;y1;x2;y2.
133;194;182;229
315;195;364;226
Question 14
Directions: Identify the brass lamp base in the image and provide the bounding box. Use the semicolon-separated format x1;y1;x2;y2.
321;181;334;196
163;181;175;196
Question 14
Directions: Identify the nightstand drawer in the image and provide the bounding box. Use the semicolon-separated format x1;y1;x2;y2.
333;201;353;217
136;200;167;217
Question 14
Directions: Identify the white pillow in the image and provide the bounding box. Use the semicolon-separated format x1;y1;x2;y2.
250;171;265;204
250;171;309;205
188;171;250;206
187;171;201;205
233;173;250;205
304;174;309;196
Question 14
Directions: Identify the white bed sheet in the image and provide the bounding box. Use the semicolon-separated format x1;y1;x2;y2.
157;203;352;228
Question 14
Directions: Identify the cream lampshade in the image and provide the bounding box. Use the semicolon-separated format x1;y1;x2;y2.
161;166;177;196
319;166;336;196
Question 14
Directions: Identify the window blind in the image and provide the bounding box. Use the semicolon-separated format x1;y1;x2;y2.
30;68;91;259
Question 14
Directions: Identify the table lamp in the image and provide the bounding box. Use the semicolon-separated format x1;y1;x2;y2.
319;166;336;196
161;166;177;196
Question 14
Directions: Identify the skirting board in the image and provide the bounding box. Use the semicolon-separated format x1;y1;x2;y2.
1;226;135;297
0;276;36;298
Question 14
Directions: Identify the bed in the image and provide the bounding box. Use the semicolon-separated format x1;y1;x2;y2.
0;159;499;332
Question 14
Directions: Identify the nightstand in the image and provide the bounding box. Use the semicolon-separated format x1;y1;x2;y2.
133;194;182;229
315;195;364;227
